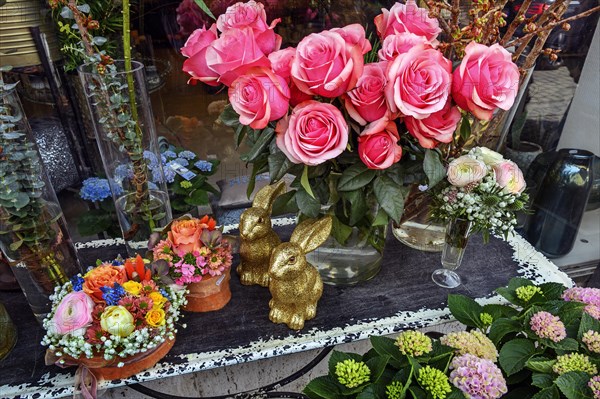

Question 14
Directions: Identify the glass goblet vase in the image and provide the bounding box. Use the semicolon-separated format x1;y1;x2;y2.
432;218;472;288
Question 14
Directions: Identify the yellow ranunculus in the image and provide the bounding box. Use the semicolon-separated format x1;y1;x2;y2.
145;308;166;328
100;305;135;337
122;280;143;296
148;291;167;309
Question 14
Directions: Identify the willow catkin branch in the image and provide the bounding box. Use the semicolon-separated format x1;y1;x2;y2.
501;0;533;46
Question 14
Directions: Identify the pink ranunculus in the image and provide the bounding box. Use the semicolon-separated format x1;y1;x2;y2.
404;101;461;148
358;118;403;170
291;29;364;98
276;100;348;165
447;156;487;187
268;47;296;84
374;0;441;42
204;28;271;87
342;62;388;125
228;67;290;129
50;291;94;336
452;42;520;121
181;24;220;86
493;160;526;194
216;0;282;54
378;32;431;61
330;24;372;55
385;45;452;119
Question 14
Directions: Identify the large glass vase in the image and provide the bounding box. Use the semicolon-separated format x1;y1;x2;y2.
0;87;82;323
78;61;172;255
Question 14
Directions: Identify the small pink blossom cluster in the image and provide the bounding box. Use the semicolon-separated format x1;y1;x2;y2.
529;311;567;343
449;354;507;399
582;330;600;354
182;0;520;170
589;375;600;399
562;287;600;320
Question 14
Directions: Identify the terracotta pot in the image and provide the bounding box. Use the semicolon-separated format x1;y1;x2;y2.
183;270;231;312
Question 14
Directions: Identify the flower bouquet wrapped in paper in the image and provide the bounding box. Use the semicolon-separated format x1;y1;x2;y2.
151;216;233;312
41;256;186;385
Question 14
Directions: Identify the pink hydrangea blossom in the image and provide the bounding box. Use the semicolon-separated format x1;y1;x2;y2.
529;311;567;342
589;375;600;399
450;354;507;399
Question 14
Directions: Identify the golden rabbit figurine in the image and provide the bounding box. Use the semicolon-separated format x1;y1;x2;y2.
238;181;287;287
268;216;332;330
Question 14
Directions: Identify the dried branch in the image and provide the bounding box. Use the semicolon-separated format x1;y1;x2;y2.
501;0;532;45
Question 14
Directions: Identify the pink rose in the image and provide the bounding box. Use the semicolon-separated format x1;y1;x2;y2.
358;118;403;170
452;42;520;121
290;83;313;107
447;156;487;187
228;67;290;129
268;47;296;84
50;291;94;336
342;62;388;125
378;32;431;61
205;28;271;87
405;101;461;148
276;100;348;165
291;29;364;98
330;24;372;55
385;45;452;119
181;24;220;86
374;0;441;42
216;0;282;54
493;160;526;194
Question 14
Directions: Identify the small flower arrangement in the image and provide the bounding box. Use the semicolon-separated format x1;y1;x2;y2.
41;256;186;365
305;278;600;398
429;147;529;240
152;216;233;286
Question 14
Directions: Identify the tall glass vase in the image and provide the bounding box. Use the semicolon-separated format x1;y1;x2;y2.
0;86;83;323
432;218;472;288
78;61;172;255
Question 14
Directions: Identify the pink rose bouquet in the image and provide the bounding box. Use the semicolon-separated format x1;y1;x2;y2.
41;257;186;365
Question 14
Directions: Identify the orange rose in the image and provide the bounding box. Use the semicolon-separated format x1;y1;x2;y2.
167;218;203;255
83;265;127;303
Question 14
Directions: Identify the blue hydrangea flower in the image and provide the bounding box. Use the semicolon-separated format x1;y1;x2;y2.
194;160;213;172
162;150;177;159
71;275;84;291
159;288;171;301
177;150;196;160
114;164;134;182
112;259;124;266
143;151;159;168
80;177;116;202
173;158;189;167
163;162;178;183
101;283;126;306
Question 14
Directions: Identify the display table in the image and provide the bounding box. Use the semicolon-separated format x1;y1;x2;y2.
0;219;572;399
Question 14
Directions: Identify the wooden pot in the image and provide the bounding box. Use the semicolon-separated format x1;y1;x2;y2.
183;270;231;312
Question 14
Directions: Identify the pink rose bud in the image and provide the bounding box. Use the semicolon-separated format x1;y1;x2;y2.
405;101;461;148
493;160;526;194
385;45;452;119
378;32;431;61
342;62;388;125
229;67;290;129
452;42;520;121
50;291;94;336
358;118;403;169
374;0;441;42
276;100;348;165
447;155;487;187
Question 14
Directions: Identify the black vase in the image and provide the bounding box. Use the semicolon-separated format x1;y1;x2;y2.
525;149;595;258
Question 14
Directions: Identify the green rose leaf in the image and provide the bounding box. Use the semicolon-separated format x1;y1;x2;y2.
448;294;484;329
296;188;321;218
331;215;353;245
499;338;538;376
272;190;298;216
242;127;275;163
373;175;404;224
344;189;368;226
554;371;594;399
268;151;294;182
303;375;342;399
337;163;376;192
423;149;446;188
531;386;561;399
459;115;471;141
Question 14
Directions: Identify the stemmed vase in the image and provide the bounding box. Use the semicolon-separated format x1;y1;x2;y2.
432;218;472;288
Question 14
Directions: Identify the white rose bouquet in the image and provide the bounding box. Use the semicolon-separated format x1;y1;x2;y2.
429;147;529;241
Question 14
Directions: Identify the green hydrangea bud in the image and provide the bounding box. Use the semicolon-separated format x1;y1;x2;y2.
335;359;370;388
386;381;403;399
395;331;433;357
180;181;193;189
552;353;598;375
515;285;542;302
416;366;452;399
480;312;494;326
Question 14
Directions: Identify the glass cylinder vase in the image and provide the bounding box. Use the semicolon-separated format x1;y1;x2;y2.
78;61;172;255
0;86;83;323
432;218;472;288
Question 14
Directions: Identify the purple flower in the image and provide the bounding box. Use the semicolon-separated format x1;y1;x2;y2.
449;354;507;399
562;287;600;306
529;311;567;342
